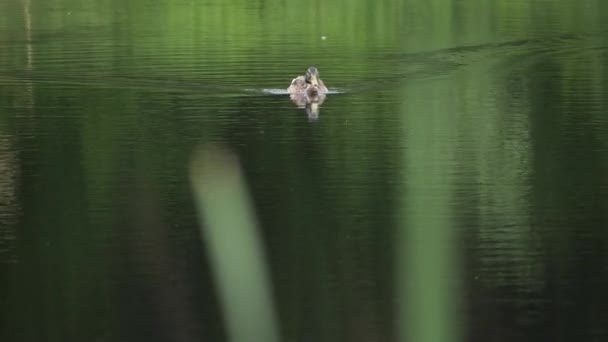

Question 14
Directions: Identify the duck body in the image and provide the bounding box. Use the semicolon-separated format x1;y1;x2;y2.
287;66;328;96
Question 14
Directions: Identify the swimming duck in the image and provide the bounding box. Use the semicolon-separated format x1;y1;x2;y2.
287;66;329;96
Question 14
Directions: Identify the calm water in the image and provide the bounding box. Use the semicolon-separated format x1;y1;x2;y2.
1;0;608;341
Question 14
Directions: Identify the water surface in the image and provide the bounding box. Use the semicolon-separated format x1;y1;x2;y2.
1;0;607;341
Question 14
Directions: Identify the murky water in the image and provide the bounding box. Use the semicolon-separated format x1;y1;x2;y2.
1;0;607;341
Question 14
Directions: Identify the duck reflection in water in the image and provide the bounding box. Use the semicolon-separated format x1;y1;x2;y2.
287;66;328;120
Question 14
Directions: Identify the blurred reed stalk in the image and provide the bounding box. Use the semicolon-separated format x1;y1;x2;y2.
398;85;462;342
190;145;280;342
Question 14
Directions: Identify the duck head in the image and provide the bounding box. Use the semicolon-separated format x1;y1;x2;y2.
305;66;321;88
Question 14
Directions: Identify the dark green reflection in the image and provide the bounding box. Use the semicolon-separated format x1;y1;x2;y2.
0;0;607;341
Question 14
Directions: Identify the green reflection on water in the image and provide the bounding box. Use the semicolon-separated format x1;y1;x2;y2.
0;0;607;341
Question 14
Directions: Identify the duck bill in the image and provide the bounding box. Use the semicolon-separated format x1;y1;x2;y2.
309;74;319;87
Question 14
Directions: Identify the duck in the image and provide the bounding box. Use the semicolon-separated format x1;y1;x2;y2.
287;66;329;96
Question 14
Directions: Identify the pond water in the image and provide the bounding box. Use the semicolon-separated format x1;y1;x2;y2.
1;0;607;341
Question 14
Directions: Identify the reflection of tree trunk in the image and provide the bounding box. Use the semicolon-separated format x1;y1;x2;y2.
0;136;18;263
18;0;35;112
119;180;206;341
23;0;33;71
0;0;32;264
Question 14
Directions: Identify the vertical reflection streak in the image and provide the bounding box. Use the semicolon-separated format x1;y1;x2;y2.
0;135;18;263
